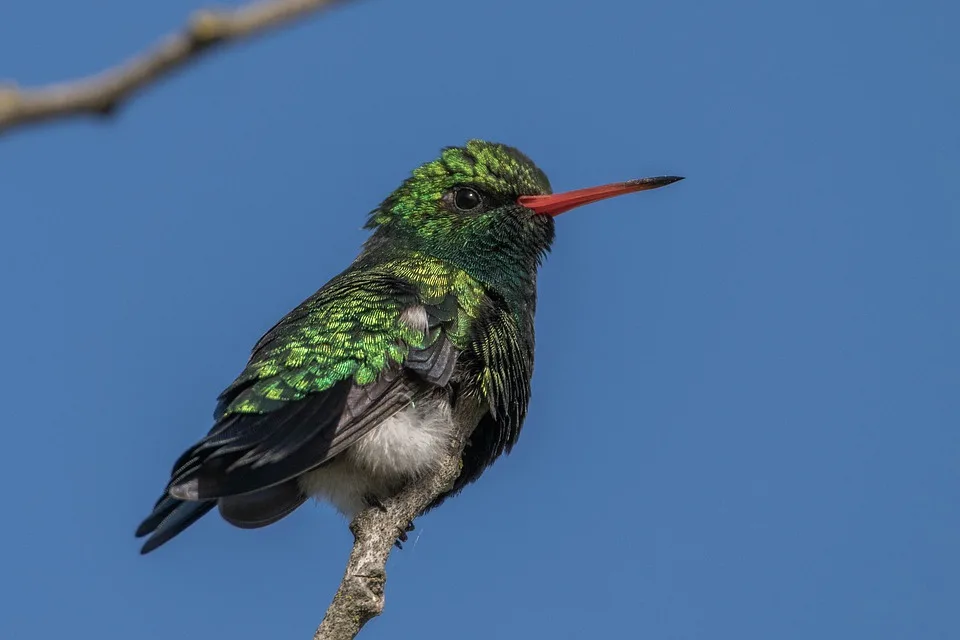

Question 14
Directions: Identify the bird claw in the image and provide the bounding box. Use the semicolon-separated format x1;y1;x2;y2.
363;495;414;548
394;521;415;549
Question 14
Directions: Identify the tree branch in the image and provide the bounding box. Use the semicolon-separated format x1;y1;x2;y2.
313;417;475;640
0;0;352;137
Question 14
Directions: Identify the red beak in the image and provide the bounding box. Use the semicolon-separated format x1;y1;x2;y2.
517;176;684;217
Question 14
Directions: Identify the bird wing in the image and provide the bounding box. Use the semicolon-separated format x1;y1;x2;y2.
136;267;461;552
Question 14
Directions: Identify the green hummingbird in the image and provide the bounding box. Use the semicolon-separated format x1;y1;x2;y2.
136;140;682;554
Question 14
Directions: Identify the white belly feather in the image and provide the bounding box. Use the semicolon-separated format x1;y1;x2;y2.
298;396;452;517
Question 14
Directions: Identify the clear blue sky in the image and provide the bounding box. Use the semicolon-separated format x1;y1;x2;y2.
1;1;956;638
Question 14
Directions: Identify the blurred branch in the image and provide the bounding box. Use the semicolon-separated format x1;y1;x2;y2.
314;419;474;640
0;0;351;137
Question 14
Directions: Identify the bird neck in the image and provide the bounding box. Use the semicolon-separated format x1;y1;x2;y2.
356;228;542;314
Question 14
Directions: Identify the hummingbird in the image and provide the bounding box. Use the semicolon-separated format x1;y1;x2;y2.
135;140;682;554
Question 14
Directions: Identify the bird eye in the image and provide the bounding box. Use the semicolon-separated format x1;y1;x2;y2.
453;187;483;212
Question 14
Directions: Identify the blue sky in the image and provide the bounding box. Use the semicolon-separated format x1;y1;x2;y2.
1;0;956;638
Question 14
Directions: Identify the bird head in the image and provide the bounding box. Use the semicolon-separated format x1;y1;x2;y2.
362;139;682;299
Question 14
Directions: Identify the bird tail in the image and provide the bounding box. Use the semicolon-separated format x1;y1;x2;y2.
217;480;307;529
136;480;307;554
136;495;216;554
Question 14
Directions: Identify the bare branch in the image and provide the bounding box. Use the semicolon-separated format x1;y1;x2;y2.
0;0;351;137
313;415;476;640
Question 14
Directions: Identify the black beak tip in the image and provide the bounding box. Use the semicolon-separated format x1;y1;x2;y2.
625;175;685;189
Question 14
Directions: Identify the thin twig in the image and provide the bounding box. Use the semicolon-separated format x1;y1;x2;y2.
313;416;476;640
0;0;351;137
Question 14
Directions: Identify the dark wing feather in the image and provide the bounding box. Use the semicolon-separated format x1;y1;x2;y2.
136;273;462;553
167;307;460;501
405;330;458;385
320;329;459;460
167;380;353;500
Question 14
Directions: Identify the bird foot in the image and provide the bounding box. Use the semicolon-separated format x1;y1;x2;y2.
363;494;414;549
394;521;415;549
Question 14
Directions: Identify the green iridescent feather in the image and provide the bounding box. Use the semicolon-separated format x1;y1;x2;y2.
217;255;487;417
